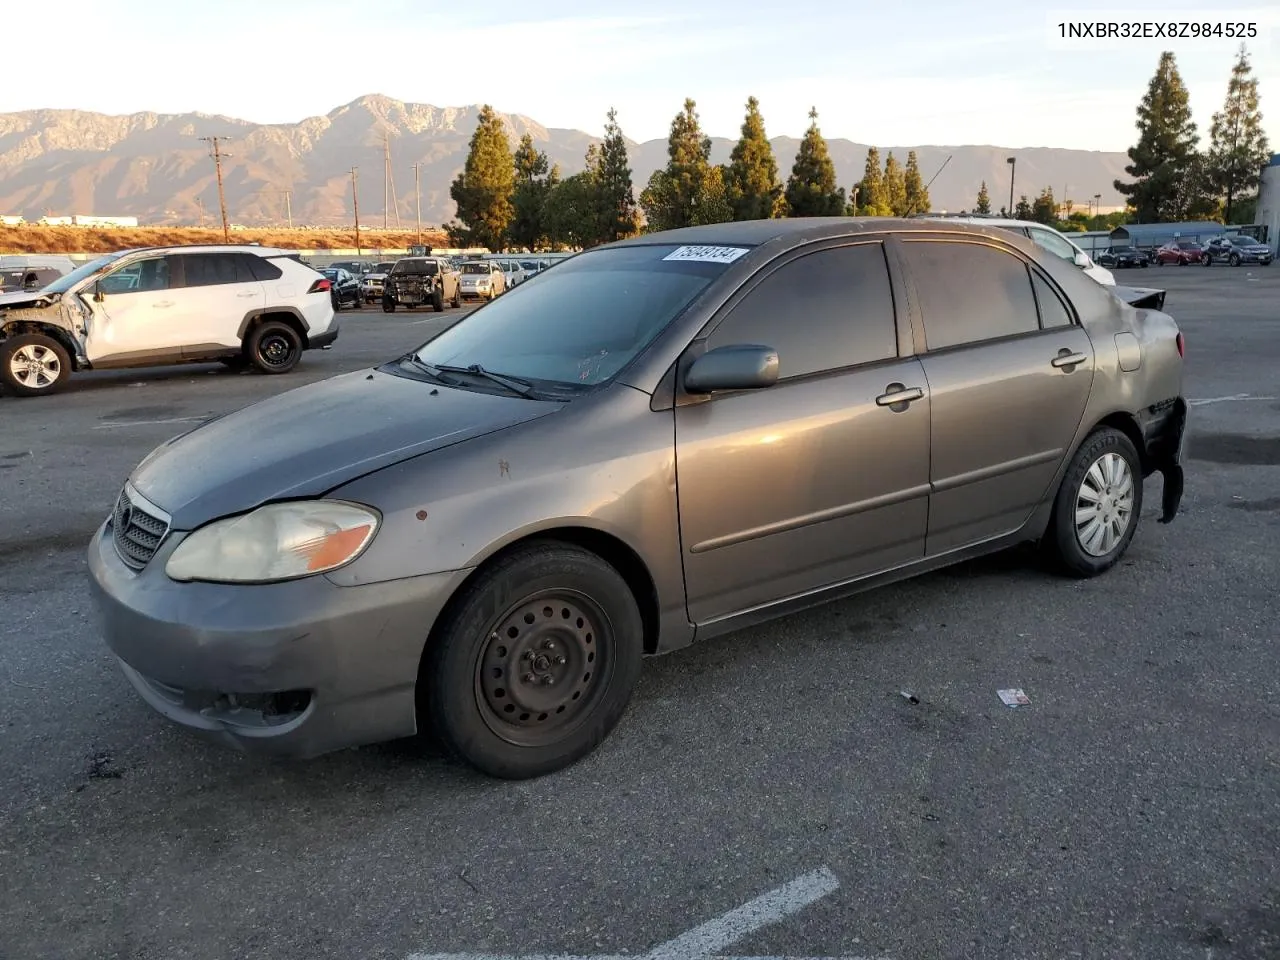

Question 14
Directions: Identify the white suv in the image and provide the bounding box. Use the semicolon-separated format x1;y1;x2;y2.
919;215;1116;286
0;245;339;397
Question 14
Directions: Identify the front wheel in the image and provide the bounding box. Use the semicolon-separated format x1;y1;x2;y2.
432;286;445;313
382;296;396;313
0;333;72;397
423;542;644;780
247;320;302;374
1043;427;1143;578
451;284;462;308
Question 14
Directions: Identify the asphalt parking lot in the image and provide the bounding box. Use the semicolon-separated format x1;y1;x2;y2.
2;268;1278;960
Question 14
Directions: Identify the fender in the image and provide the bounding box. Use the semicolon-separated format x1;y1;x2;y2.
237;306;312;339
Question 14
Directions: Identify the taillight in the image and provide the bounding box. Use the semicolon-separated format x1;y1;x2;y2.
1175;332;1185;357
308;278;332;294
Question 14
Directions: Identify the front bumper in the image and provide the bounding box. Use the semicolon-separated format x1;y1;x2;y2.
86;521;465;758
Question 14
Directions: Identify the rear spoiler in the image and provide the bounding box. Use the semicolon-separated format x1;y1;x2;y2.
1111;285;1166;311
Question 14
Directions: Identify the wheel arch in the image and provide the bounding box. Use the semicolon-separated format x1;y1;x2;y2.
0;320;82;370
238;308;311;348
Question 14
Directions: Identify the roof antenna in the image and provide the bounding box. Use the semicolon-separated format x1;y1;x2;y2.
904;153;953;218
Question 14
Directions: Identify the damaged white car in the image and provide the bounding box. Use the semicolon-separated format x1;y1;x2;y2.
0;245;339;397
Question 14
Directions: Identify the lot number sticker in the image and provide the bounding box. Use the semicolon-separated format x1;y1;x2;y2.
662;245;750;264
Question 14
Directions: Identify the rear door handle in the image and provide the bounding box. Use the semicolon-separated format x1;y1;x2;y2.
1051;351;1088;369
876;384;925;407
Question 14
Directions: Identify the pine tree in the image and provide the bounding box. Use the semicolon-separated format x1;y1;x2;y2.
508;133;551;250
1208;44;1270;224
1114;51;1200;222
594;108;640;243
723;96;783;220
449;105;516;250
903;150;930;215
883;151;907;216
543;167;598;250
638;98;731;231
975;180;991;214
1014;195;1034;220
784;107;846;217
855;147;889;215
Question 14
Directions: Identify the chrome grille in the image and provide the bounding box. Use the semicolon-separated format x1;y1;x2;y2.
110;486;170;570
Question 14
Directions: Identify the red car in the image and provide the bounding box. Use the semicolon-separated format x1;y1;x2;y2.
1155;240;1204;265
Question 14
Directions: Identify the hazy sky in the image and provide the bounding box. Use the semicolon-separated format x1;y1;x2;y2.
9;0;1278;151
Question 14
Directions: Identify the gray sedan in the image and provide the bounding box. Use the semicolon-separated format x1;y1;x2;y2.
88;218;1188;779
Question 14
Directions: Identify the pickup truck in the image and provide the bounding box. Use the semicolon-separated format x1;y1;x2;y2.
381;257;461;313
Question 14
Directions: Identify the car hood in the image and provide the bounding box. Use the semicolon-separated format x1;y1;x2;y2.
0;289;58;309
129;367;563;530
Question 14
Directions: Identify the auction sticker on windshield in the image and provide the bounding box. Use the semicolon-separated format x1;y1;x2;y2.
662;245;750;264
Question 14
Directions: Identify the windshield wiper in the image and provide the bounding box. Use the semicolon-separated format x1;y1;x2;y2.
429;361;537;397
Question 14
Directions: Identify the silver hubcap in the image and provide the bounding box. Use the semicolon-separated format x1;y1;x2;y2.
1075;452;1135;557
9;343;61;389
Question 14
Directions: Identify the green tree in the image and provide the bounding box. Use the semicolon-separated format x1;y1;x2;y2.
1031;187;1057;224
1208;44;1270;224
1114;51;1200;222
1014;195;1034;220
903;150;930;215
448;104;516;250
784;107;845;217
594;108;641;243
1174;152;1221;220
854;147;890;215
507;133;552;250
638;98;731;231
883;151;907;216
975;180;991;214
723;96;783;220
543;168;598;250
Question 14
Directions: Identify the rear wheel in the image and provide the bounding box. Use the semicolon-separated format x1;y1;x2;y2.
1229;253;1241;266
382;296;396;313
432;285;445;313
1044;427;1143;578
247;320;302;374
451;284;462;308
422;542;644;780
1203;254;1212;266
0;333;71;397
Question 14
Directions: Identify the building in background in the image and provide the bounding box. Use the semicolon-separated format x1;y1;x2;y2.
1257;154;1280;249
70;215;139;227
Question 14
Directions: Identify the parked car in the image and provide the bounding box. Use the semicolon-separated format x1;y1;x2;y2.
329;260;371;276
1154;240;1203;265
382;257;462;312
1095;247;1150;269
86;218;1187;780
322;267;362;310
495;259;528;287
0;254;79;280
0;265;64;293
919;215;1117;286
1201;234;1273;267
0;245;338;396
360;261;399;303
458;259;507;301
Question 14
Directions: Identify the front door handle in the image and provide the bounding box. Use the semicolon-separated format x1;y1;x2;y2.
1051;350;1088;369
876;384;925;407
152;300;174;308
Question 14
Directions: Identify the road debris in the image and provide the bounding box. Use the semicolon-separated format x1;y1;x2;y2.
997;688;1031;707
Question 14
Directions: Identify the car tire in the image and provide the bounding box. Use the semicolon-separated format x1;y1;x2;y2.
0;332;72;397
432;286;445;313
247;320;302;375
1140;260;1148;268
1203;254;1212;267
382;296;396;313
1229;253;1241;266
1043;427;1144;578
422;541;644;780
451;285;462;308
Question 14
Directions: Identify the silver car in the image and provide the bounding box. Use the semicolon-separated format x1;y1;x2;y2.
88;218;1188;780
458;260;506;301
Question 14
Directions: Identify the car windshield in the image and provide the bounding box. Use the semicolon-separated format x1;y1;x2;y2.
1177;241;1198;249
393;260;437;275
42;252;128;294
461;263;490;275
375;262;395;272
1228;236;1250;246
409;243;741;387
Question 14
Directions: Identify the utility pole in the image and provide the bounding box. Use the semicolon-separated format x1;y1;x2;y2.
282;189;293;229
196;195;206;229
1006;156;1016;217
413;162;422;244
383;133;390;230
199;136;232;242
350;167;362;255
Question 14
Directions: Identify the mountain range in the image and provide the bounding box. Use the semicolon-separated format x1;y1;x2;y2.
0;95;1133;227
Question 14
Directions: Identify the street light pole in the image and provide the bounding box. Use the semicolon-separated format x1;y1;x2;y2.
1006;156;1016;216
413;162;422;244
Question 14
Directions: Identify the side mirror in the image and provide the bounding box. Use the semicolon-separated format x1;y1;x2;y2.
93;281;105;302
1072;250;1090;268
685;344;780;394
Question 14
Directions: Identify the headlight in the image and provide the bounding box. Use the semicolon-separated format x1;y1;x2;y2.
165;500;379;584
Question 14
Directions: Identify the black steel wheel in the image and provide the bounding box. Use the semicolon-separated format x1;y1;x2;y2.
423;542;643;779
432;285;445;312
247;320;302;374
382;295;396;313
451;284;462;308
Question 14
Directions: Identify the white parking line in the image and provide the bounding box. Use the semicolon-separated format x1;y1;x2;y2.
407;866;887;960
1188;395;1278;407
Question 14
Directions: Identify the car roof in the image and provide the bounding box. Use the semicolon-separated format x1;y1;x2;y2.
95;244;299;258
